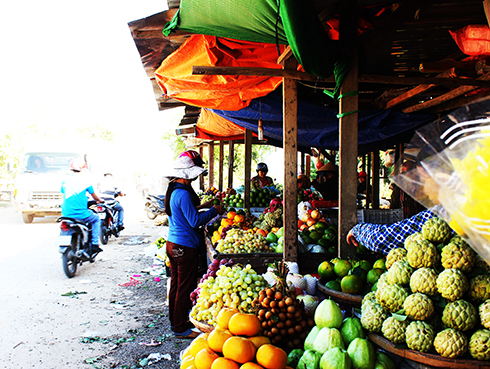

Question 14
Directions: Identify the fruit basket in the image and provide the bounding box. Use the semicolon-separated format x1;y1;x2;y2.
368;333;490;369
317;280;363;308
190;316;214;333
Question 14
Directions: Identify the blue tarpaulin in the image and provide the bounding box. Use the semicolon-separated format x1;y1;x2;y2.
210;94;436;155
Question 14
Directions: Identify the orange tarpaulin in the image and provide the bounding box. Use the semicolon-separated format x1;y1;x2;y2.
196;109;258;141
155;34;285;111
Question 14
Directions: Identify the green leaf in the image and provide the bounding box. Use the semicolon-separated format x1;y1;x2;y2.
392;312;407;321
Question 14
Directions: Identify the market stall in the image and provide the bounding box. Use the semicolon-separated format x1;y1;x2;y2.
128;0;490;367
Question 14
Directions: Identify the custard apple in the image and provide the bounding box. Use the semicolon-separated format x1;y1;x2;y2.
403;293;434;321
479;299;490;329
377;272;389;291
381;316;408;344
433;328;468;358
362;292;377;308
386;248;406;269
406;239;438;269
386;260;413;286
421;217;452;244
404;232;423;251
468;275;490;304
442;300;477;332
405;321;435;353
436;269;468;301
441;241;476;273
409;267;438;296
469;329;490;361
377;283;408;313
360;302;388;333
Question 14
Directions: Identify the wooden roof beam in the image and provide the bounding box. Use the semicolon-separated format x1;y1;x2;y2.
402;71;490;113
384;68;457;109
192;66;490;88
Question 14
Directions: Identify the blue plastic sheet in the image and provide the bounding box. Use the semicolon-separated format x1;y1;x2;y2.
211;95;436;155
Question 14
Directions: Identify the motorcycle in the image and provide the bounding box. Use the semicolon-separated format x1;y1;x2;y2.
57;203;100;278
96;200;122;245
144;193;166;220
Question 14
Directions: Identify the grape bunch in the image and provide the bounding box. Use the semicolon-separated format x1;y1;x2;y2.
215;228;273;254
190;263;268;326
190;258;235;304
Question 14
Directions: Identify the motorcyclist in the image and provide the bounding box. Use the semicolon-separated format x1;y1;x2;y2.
61;159;104;258
98;173;125;231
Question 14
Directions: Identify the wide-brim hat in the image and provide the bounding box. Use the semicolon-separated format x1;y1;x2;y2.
317;162;338;172
165;156;207;179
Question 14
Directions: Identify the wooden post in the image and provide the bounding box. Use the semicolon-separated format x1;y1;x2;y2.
218;141;224;192
208;143;215;190
244;129;252;209
228;140;234;189
282;57;298;262
305;154;311;179
300;152;305;174
371;151;380;209
338;0;359;259
391;143;403;209
199;146;205;191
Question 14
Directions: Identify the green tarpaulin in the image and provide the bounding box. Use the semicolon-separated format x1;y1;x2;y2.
163;0;340;79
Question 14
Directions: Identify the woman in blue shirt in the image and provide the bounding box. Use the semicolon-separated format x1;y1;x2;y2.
164;155;225;338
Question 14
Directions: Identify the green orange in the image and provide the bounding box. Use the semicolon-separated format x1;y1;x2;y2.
341;275;363;294
333;259;352;278
318;261;336;281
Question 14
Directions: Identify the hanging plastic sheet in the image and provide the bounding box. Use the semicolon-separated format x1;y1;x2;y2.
392;97;490;263
210;94;436;154
154;34;285;111
196;109;257;141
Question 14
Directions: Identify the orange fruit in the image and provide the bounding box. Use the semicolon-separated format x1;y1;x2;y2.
211;357;240;369
240;363;264;369
255;344;287;369
317;261;336;280
190;337;210;357
228;313;261;337
216;308;239;330
248;336;271;349
182;346;193;359
340;274;363;294
222;336;257;364
333;259;352;278
181;355;196;369
195;348;220;369
208;328;233;353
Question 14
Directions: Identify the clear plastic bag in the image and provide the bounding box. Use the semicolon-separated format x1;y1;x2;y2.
392;97;490;262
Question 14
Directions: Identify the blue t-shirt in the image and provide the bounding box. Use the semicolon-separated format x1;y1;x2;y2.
167;183;218;249
61;174;95;219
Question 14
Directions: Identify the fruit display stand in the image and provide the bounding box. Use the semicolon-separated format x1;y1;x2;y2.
205;236;282;274
368;333;490;369
317;280;363;309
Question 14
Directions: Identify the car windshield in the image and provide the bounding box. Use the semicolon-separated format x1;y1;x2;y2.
22;153;82;173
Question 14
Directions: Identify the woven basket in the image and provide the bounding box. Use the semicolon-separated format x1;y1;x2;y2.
190;316;215;333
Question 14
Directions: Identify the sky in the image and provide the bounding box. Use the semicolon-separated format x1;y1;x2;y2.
0;1;284;191
1;1;186;189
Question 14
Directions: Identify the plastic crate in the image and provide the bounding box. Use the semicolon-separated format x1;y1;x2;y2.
356;209;404;224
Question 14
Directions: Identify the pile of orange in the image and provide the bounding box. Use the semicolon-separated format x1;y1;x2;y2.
181;309;292;369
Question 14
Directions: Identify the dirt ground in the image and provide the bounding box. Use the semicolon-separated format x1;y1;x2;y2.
0;197;194;369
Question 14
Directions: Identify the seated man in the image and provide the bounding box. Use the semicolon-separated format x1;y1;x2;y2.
98;173;125;231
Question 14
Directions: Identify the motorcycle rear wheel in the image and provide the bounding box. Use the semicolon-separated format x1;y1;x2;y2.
146;211;158;220
62;234;79;278
100;225;109;245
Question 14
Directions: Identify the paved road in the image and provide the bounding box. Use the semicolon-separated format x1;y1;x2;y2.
0;196;165;368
